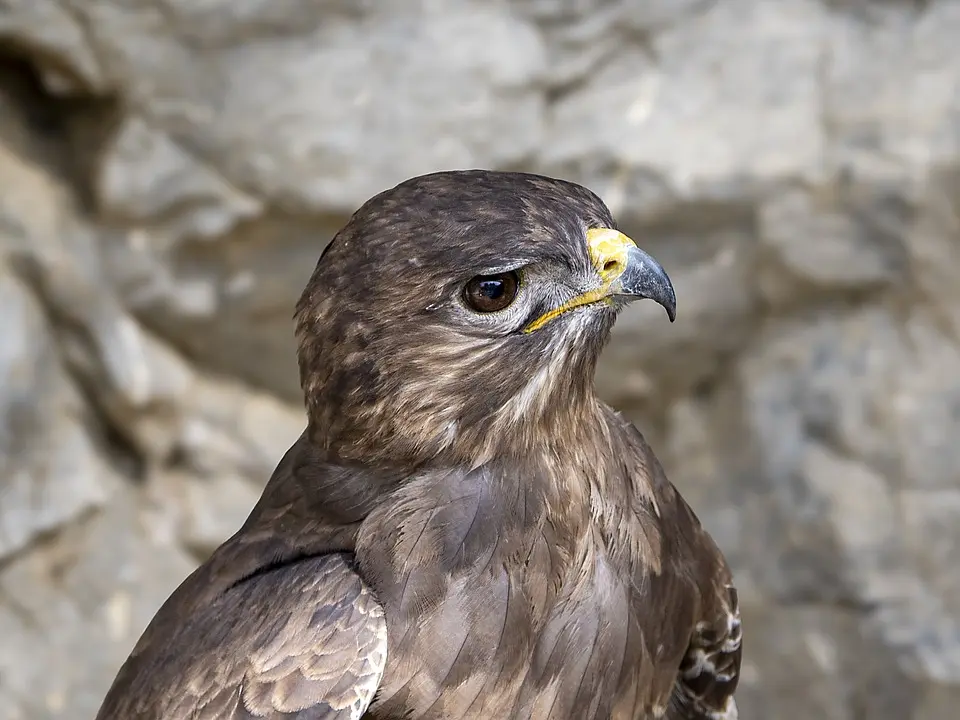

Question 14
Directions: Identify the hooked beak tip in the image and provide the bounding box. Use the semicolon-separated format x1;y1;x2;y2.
615;244;677;323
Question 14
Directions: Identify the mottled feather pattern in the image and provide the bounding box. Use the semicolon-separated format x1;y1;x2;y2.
93;170;741;720
673;583;742;719
95;552;387;719
346;416;738;719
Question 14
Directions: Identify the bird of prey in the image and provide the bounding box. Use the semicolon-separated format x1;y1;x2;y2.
95;170;741;720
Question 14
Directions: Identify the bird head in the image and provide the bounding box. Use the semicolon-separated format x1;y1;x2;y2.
295;170;675;468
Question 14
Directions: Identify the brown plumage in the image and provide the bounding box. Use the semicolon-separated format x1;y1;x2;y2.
95;170;741;719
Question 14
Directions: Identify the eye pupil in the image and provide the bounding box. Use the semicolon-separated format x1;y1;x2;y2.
464;271;520;313
479;279;505;299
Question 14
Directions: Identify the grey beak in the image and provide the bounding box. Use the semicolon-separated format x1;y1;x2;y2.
609;245;677;322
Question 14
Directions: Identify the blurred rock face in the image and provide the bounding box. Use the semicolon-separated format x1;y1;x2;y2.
0;0;958;717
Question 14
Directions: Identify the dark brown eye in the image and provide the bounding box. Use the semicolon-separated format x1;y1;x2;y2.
463;271;520;313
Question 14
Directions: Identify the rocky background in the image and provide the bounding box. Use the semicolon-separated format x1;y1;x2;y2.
0;0;959;718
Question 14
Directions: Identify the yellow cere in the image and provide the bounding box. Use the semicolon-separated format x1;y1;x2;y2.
585;227;636;281
522;227;638;334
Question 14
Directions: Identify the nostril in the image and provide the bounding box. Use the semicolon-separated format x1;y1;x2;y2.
603;260;619;273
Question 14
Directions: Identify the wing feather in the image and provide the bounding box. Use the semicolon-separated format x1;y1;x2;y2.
623;418;743;719
96;553;386;720
673;566;742;719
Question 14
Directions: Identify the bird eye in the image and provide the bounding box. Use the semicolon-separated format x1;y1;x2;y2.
463;271;520;313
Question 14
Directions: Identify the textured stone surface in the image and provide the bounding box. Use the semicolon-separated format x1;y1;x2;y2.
0;1;958;718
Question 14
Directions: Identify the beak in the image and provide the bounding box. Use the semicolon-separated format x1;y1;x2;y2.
586;227;677;322
522;227;677;334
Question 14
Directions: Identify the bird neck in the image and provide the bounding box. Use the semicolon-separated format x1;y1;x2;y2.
250;409;663;585
302;371;604;471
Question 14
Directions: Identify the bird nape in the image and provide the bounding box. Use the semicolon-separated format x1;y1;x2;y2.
95;170;741;720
